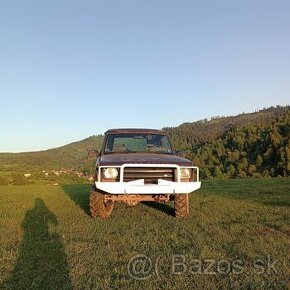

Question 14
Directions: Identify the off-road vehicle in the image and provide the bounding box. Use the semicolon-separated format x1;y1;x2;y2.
90;129;201;218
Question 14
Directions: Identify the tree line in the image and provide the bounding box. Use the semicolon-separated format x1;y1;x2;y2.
164;106;290;179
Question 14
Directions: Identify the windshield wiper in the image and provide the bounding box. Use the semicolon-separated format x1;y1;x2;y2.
105;151;129;154
149;151;172;155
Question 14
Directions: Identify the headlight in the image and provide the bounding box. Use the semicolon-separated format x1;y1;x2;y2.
180;168;192;180
103;168;119;179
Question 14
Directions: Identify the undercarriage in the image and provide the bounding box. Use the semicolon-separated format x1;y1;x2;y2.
104;193;171;204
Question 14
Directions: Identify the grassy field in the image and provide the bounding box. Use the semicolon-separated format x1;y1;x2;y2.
0;178;289;289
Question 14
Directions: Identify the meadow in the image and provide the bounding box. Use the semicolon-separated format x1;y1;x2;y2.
0;178;289;289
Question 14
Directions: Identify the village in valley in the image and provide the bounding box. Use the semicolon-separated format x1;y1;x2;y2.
27;168;94;184
0;168;94;186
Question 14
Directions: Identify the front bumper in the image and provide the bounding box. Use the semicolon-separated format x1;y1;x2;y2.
95;179;201;194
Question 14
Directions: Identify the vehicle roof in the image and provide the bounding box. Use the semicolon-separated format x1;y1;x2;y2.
105;128;168;135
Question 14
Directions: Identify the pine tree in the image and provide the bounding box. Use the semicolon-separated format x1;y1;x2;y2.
213;167;223;178
228;164;236;176
255;154;263;167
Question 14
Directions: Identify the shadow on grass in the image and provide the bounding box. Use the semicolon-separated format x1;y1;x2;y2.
4;198;72;289
141;201;175;217
61;184;91;216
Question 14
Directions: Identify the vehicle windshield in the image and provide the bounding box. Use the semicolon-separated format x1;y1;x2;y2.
104;133;173;154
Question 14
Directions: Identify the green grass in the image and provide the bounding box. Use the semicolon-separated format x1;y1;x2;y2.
0;178;289;289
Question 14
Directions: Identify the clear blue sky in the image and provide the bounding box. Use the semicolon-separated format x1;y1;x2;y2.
0;0;289;152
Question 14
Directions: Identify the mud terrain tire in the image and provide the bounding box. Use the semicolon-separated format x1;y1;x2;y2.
90;186;113;218
174;194;189;218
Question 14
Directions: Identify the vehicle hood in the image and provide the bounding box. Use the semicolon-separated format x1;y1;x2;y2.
99;153;193;166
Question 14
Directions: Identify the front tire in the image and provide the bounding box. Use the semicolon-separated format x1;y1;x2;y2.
89;186;113;218
174;194;189;218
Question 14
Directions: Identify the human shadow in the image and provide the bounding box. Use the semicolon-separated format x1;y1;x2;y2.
4;198;72;289
141;201;175;217
61;184;91;216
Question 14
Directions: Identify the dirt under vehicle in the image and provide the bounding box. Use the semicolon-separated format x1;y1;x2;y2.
89;128;201;218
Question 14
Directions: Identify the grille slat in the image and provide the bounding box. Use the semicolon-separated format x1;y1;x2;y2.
123;167;175;184
124;168;173;173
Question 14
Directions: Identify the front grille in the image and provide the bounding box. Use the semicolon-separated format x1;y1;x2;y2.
123;167;175;184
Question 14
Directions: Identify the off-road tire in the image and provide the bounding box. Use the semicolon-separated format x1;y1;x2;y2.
89;186;113;218
174;194;189;218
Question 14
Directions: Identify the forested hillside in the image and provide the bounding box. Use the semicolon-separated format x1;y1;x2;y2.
164;106;290;178
0;106;289;179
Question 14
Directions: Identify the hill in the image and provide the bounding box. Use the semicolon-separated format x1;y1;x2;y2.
0;105;289;179
164;105;289;145
0;135;103;173
164;105;290;178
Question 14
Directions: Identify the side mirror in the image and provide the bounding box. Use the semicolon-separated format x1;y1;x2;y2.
176;149;186;157
88;149;100;157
